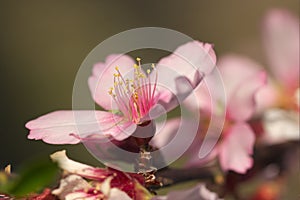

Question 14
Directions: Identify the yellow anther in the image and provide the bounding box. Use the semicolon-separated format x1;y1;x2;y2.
133;64;139;69
136;57;141;62
113;73;120;77
95;183;101;190
147;69;151;74
151;63;155;69
138;73;145;78
108;87;114;95
115;66;119;71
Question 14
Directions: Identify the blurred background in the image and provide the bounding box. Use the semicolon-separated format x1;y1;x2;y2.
0;0;298;174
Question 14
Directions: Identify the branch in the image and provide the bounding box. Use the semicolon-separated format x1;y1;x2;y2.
151;167;215;189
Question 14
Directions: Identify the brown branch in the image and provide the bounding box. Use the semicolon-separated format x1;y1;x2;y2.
150;141;299;192
150;167;215;189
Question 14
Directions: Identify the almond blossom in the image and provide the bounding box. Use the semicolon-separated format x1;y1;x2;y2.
25;41;216;144
256;9;299;144
50;150;222;200
151;55;267;174
50;150;152;200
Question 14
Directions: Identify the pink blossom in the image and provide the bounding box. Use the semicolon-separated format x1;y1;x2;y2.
256;9;299;111
151;55;267;174
26;41;216;144
51;150;152;200
257;9;299;144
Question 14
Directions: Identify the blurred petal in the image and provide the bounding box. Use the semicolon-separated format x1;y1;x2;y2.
262;108;300;144
26;110;135;144
185;143;218;168
255;78;278;111
150;118;181;148
152;184;221;200
88;54;135;110
219;123;255;174
227;71;267;121
218;55;263;99
262;9;299;87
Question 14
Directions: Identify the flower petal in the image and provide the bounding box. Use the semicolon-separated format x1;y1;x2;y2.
26;110;135;144
88;54;135;110
109;188;132;200
51;150;112;180
158;41;216;80
262;9;299;88
255;79;278;111
219;123;255;174
52;175;91;199
152;41;216;113
227;70;267;121
218;55;263;99
150;118;181;148
262;108;300;144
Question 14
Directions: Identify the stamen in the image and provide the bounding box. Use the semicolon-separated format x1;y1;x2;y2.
109;58;158;124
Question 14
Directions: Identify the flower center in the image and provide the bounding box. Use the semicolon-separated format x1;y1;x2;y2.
108;58;158;124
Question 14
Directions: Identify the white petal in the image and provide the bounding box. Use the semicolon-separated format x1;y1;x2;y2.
262;108;300;144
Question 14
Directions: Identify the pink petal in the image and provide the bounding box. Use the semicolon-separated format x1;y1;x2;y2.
219;123;255;174
184;69;226;115
88;54;135;111
151;117;218;168
149;118;181;148
227;70;267;121
185;146;218;168
52;175;91;199
218;55;264;98
255;78;278;111
151;41;216;113
26;110;135;144
65;192;97;200
158;41;216;80
262;9;299;88
108;188;132;200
